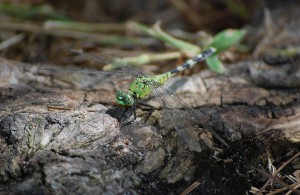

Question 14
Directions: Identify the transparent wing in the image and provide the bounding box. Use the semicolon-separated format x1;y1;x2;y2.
69;48;133;70
39;49;145;77
150;82;229;151
33;65;145;89
39;66;143;77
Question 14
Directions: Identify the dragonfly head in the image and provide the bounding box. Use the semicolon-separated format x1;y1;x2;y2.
115;89;135;107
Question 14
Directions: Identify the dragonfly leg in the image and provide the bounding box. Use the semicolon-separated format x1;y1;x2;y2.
119;107;130;122
114;102;153;125
138;102;155;123
139;102;154;109
114;106;120;118
114;106;127;122
132;104;137;121
117;105;137;125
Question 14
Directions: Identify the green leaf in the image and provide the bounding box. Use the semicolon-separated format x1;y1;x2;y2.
206;55;224;73
210;29;245;53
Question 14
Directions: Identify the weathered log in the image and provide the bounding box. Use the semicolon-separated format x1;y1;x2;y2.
1;4;300;194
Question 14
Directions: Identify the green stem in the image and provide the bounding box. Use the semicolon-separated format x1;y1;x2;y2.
132;22;200;53
103;51;183;70
44;20;128;33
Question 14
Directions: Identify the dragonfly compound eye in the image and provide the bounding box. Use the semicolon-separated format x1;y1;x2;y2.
115;90;135;106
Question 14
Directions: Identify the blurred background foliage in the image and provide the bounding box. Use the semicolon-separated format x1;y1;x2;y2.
0;0;292;73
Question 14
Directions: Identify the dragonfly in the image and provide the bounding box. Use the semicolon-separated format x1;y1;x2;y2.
113;47;228;151
43;47;229;151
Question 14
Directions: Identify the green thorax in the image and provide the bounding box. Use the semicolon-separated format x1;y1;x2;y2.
115;73;172;107
128;73;171;99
